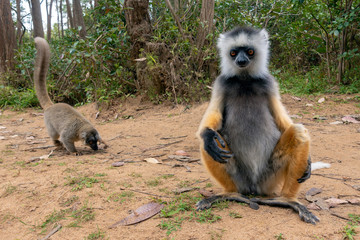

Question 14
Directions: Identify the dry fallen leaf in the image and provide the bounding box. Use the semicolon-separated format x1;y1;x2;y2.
175;150;189;156
342;116;360;124
306;188;323;196
318;97;325;103
109;202;164;228
325;197;348;207
307;202;321;210
111;161;125;167
315;199;329;210
27;150;53;163
348;198;360;205
198;189;214;198
144;158;161;164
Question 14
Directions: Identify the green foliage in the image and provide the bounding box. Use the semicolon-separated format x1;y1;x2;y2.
343;214;360;240
158;193;221;235
65;175;99;191
4;0;360;108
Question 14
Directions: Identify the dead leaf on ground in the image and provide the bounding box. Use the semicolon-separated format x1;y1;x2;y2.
306;188;323;196
305;188;323;202
109;202;164;228
144;158;161;164
307;202;321;210
291;96;302;101
315;199;329;210
175;150;189;156
198;189;214;198
342;115;360;124
111;161;125;167
348;198;360;205
168;155;200;163
318;97;325;103
350;185;360;191
325;197;348;208
27;150;53;163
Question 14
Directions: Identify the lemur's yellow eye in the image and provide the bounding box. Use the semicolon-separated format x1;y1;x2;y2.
247;49;254;56
230;50;237;57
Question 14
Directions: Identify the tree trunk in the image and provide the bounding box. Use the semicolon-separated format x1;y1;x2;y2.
124;0;152;60
31;0;45;37
0;0;17;73
65;0;74;29
46;0;54;41
196;0;214;50
72;0;87;38
195;0;214;67
59;0;64;37
15;0;23;44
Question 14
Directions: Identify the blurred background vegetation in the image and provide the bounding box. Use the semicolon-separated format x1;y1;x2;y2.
0;0;359;109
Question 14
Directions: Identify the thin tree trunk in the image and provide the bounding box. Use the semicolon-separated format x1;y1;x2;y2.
195;0;214;67
65;0;74;29
72;0;87;38
15;0;23;44
31;0;45;37
124;0;152;60
46;0;54;41
0;0;17;73
59;0;64;37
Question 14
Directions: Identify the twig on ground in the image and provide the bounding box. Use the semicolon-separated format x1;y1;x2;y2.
24;145;54;151
329;212;351;221
142;140;183;153
40;224;62;240
125;189;174;199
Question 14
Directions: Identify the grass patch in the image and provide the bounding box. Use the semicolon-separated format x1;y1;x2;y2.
85;226;106;239
107;191;134;203
40;209;68;232
2;184;17;197
68;202;95;227
158;193;221;236
65;175;100;191
343;214;359;240
60;195;79;207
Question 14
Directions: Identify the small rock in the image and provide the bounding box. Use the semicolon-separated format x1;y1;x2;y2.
306;103;314;107
330;121;343;125
357;128;360;133
0;136;5;140
318;97;325;103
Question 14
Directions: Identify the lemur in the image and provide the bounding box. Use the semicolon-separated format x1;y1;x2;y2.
34;37;108;155
196;26;319;224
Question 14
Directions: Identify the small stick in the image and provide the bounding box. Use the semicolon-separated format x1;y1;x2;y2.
24;145;54;151
40;224;62;240
329;212;351;221
142;140;183;153
126;189;174;199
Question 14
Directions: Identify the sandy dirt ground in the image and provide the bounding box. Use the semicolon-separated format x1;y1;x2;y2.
0;94;359;240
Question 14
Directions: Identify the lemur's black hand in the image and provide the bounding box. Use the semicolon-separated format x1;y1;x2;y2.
297;156;311;183
201;128;233;163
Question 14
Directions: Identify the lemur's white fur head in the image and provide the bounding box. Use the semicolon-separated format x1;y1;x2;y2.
217;27;270;77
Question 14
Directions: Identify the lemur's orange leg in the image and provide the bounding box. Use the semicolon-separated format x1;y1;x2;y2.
253;124;318;224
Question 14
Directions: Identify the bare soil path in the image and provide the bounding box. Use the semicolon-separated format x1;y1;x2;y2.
0;94;359;240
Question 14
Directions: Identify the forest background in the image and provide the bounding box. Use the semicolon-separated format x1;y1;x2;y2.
0;0;359;109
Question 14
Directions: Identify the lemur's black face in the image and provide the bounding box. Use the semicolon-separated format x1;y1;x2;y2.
229;47;255;68
85;134;99;151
